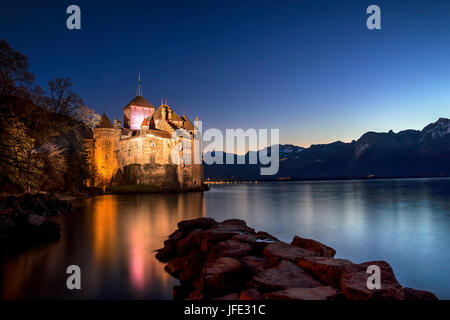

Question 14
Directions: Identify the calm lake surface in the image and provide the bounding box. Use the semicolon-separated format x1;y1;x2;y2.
1;178;450;299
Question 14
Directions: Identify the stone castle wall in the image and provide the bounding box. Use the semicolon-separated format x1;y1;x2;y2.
91;127;203;192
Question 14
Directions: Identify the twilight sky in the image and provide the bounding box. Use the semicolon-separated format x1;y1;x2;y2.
1;0;449;148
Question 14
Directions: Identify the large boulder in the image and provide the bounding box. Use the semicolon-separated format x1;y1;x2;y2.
156;230;184;262
240;256;268;274
176;229;204;255
165;251;204;281
265;286;344;300
202;219;256;243
240;288;264;300
231;232;277;255
264;241;316;266
202;257;247;297
340;261;405;300
298;256;353;287
291;236;336;258
214;293;241;300
249;260;322;292
177;217;217;233
207;239;254;260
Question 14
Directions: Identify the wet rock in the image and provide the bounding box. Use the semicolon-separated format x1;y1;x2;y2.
340;261;405;300
177;217;217;233
165;251;204;281
232;233;276;255
202;257;247;297
177;229;204;255
187;288;205;300
404;287;438;300
265;286;344;300
156;230;184;262
155;246;176;263
298;256;353;287
264;241;316;266
164;256;184;277
207;239;254;260
291;236;336;258
240;256;268;274
255;231;278;241
240;288;264;300
202;220;256;243
214;293;241;300
249;260;322;293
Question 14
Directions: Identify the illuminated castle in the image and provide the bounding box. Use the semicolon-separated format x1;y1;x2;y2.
89;77;203;192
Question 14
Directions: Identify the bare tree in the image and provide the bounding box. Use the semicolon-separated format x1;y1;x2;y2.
75;105;101;129
0;39;34;97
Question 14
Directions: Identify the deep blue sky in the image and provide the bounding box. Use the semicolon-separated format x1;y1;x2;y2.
1;0;449;148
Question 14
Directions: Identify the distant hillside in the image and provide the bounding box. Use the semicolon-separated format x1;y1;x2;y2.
204;118;450;181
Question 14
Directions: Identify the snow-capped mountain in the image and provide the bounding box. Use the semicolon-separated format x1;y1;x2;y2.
205;118;450;180
420;118;450;141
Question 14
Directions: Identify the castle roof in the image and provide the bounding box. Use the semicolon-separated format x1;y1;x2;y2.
182;115;194;130
151;104;182;122
147;129;172;139
124;95;154;109
97;113;114;128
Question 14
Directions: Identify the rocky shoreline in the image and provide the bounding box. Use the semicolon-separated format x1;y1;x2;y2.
0;193;74;253
156;218;438;300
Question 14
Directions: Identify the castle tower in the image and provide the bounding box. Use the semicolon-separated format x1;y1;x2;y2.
123;74;155;130
93;114;121;188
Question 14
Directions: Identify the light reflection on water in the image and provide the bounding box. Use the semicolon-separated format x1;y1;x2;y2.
1;192;205;299
1;178;449;299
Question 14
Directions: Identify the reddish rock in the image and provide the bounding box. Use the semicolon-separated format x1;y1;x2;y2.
214;293;241;300
249;260;322;293
177;217;217;233
155;246;176;262
164;251;204;281
187;288;205;300
264;241;316;266
167;230;183;242
207;239;254;260
264;286;344;300
291;236;336;258
298;256;353;287
232;233;277;255
156;230;184;262
240;288;264;300
165;256;184;277
240;256;268;274
202;257;247;297
177;229;204;255
255;231;278;241
202;221;255;243
404;287;438;300
340;261;405;300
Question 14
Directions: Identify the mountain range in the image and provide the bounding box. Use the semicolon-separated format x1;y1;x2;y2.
204;118;450;181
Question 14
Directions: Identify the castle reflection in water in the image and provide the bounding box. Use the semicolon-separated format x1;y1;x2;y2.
1;193;205;299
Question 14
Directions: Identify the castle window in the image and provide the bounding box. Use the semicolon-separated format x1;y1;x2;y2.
150;156;155;163
151;142;156;147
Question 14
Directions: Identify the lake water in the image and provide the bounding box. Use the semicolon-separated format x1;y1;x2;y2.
1;178;449;299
